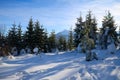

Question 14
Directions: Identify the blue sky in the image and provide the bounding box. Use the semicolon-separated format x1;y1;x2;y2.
0;0;120;34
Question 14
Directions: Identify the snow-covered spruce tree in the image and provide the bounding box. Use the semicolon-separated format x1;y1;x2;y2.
74;11;96;52
81;34;95;61
68;27;74;51
101;11;118;49
78;24;95;61
74;14;84;47
85;11;97;43
25;18;34;49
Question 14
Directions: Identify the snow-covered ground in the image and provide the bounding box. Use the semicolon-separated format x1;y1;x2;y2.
0;50;120;80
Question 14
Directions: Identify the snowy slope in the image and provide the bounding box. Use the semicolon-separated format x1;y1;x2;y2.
56;30;69;40
0;50;120;80
56;30;69;37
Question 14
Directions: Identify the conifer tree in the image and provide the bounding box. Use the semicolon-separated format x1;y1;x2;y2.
58;36;67;51
85;11;97;42
25;18;34;49
43;29;49;53
68;27;74;51
48;30;56;52
34;21;43;48
17;24;22;53
74;14;84;47
0;25;6;46
101;11;118;49
33;21;39;47
8;23;18;47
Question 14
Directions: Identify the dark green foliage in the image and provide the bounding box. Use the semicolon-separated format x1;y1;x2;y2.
7;23;18;47
74;11;97;48
101;11;118;49
58;36;67;51
74;14;84;47
43;29;49;53
16;24;22;54
0;31;5;46
85;11;97;42
34;21;45;49
48;31;56;52
68;27;74;51
25;18;34;49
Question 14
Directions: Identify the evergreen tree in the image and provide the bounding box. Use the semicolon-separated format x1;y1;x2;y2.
43;29;49;53
85;11;97;42
101;11;118;49
16;24;22;54
34;20;44;50
7;23;18;47
58;36;67;51
25;18;34;49
48;30;56;52
68;27;74;51
74;11;96;52
63;37;67;51
0;29;5;46
74;14;84;47
74;11;96;47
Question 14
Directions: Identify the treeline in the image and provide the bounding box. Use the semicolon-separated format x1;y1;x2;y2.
0;11;120;55
0;18;74;54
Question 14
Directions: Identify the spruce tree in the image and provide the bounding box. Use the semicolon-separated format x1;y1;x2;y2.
48;30;56;52
34;21;41;47
17;24;22;54
74;11;96;52
68;27;74;51
101;11;118;49
25;18;34;49
8;23;18;47
0;29;5;46
34;20;45;51
74;14;84;47
43;29;49;53
85;11;97;42
58;36;65;51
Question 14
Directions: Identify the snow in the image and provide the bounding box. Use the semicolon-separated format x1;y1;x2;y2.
20;49;26;55
107;43;116;54
0;49;120;80
33;47;39;54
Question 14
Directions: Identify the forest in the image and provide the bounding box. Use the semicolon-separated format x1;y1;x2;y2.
0;11;120;57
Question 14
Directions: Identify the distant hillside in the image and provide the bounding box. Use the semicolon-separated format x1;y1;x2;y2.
56;30;69;40
56;29;75;40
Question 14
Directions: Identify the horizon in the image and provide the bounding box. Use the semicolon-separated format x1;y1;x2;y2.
0;0;120;33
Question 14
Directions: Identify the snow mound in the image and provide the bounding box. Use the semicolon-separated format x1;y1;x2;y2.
7;55;15;60
0;62;9;65
107;43;116;54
